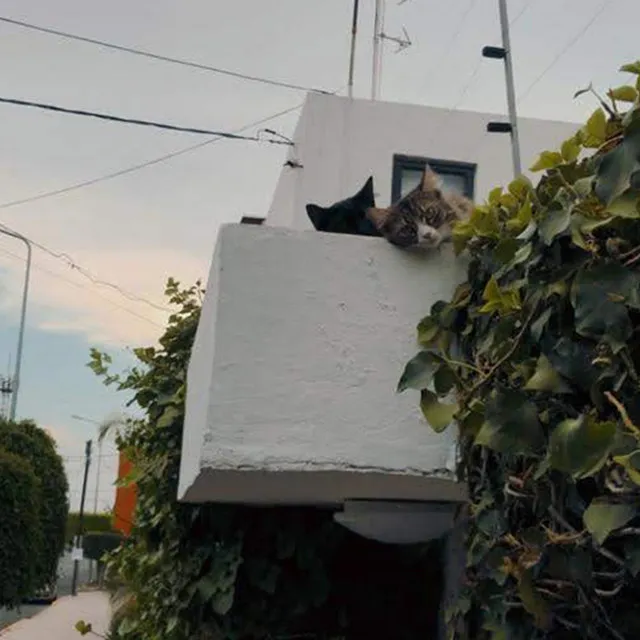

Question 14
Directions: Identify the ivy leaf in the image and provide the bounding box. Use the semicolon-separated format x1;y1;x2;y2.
417;317;439;346
583;499;637;545
475;390;544;454
561;138;581;163
488;186;503;204
420;389;457;433
508;175;533;199
620;61;640;75
586;108;607;142
594;120;640;205
606;191;640;218
570;214;613;250
571;263;640;346
518;569;551;630
505;199;532;234
530;151;563;172
397;351;438;392
479;276;521;315
613;451;640;486
549;415;616;479
608;85;638;103
538;207;571;245
524;355;571;393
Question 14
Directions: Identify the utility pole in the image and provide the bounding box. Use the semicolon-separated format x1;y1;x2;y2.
71;414;104;513
0;227;33;421
71;439;92;596
348;0;359;98
371;0;383;100
483;0;522;178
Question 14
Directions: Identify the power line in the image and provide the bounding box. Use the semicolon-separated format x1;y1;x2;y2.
0;15;331;95
420;0;479;94
0;96;293;143
510;0;532;26
517;0;612;104
0;221;170;313
0;245;164;329
0;102;304;212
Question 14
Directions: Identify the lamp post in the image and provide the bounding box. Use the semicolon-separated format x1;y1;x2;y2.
0;227;32;421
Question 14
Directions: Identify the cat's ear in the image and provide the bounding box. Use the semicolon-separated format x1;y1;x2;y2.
421;166;443;196
306;204;327;230
356;176;375;206
366;206;389;231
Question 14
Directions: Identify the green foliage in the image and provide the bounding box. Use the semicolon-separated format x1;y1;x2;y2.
0;419;68;591
93;279;440;640
0;450;42;607
402;65;640;638
66;512;115;545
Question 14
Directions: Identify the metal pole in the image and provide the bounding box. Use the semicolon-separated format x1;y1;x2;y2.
71;439;92;596
348;0;360;98
0;227;32;421
94;439;103;513
498;0;522;177
371;0;383;100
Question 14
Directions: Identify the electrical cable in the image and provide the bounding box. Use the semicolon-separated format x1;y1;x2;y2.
517;0;613;104
0;245;164;328
0;96;293;143
0;221;170;313
0;102;304;212
0;15;331;95
420;0;479;93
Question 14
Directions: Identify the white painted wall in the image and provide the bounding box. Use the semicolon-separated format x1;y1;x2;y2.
267;93;578;229
179;224;467;505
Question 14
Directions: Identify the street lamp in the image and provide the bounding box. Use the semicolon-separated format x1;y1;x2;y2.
0;226;32;421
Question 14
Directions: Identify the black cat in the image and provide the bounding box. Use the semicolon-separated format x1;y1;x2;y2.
305;176;381;237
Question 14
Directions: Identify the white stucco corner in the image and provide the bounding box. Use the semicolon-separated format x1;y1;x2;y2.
179;224;469;505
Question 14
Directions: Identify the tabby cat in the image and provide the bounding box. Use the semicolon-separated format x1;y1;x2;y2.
366;167;473;248
305;176;381;237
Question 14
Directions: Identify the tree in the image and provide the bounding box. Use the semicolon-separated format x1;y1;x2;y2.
400;64;640;638
0;419;69;590
0;450;42;606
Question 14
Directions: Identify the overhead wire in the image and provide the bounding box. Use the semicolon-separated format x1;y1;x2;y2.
0;102;305;212
0;15;331;95
0;96;293;143
517;0;613;104
0;245;164;328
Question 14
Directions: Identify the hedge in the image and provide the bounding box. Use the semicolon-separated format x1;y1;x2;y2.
66;512;116;546
0;450;42;607
0;419;69;589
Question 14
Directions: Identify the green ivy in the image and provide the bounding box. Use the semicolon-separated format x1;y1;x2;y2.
400;62;640;639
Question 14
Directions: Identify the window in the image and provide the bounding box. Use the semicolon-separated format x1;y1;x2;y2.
391;155;476;203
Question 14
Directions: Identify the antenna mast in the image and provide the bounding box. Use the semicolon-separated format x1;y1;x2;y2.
348;0;360;98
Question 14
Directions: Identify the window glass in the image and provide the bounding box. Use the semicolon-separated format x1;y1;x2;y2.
399;167;467;199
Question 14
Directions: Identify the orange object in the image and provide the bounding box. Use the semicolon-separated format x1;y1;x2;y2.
112;451;137;536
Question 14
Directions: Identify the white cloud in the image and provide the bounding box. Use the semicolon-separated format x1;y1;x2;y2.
0;245;207;347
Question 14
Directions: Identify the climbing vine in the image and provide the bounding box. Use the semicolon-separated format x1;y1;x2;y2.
400;61;640;639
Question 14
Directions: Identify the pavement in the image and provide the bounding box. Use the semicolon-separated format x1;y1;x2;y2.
0;591;110;639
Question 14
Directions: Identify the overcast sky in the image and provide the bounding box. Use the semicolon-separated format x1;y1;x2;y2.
0;0;634;510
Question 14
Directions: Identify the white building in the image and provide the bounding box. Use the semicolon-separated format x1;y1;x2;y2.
178;92;577;636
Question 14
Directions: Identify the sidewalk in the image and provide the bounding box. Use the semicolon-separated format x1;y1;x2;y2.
0;592;110;639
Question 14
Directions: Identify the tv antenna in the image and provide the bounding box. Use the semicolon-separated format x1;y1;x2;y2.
371;0;412;100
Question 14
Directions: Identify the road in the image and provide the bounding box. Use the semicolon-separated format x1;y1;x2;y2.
0;553;93;630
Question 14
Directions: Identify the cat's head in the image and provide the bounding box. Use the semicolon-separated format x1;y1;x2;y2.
366;167;468;248
305;176;380;236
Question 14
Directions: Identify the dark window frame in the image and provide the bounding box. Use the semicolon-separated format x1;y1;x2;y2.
391;154;477;203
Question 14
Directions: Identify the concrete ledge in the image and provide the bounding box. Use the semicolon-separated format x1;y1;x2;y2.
179;224;468;505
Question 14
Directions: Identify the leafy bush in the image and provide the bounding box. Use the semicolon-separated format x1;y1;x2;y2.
400;63;640;638
92;280;442;640
66;512;115;546
0;450;42;607
0;419;68;589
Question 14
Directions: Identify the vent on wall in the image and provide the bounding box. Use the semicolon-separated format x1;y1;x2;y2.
240;216;265;225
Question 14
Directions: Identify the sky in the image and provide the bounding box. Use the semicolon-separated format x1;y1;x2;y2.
0;0;635;510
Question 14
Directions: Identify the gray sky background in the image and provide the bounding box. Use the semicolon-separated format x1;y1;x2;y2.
0;0;634;510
